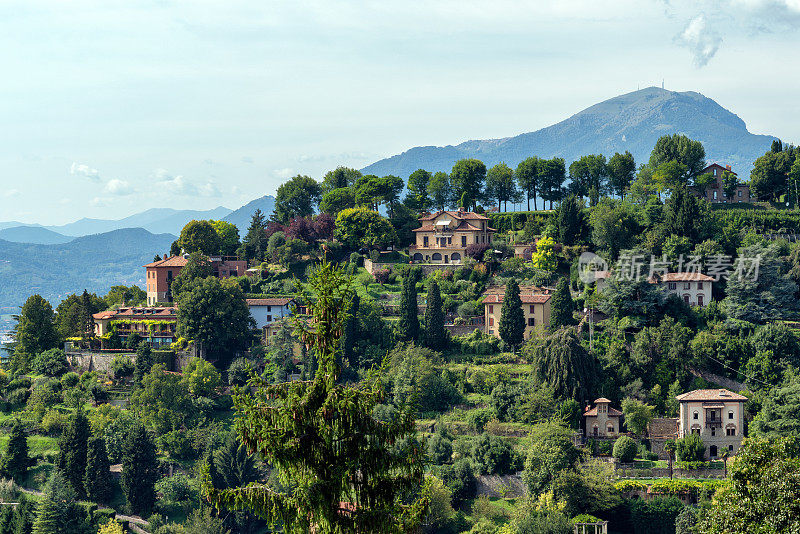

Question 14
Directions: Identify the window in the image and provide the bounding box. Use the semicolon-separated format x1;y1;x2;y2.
607;424;614;434
729;411;734;420
692;428;701;435
713;191;718;200
693;411;699;420
528;318;535;326
668;282;677;290
267;306;272;312
709;411;716;420
423;236;429;247
726;427;736;436
711;427;716;437
684;282;691;290
684;295;690;304
529;305;535;313
698;282;703;290
488;305;494;314
738;190;742;197
267;315;272;322
728;445;734;452
697;295;704;306
448;237;452;245
489;317;494;326
461;235;467;247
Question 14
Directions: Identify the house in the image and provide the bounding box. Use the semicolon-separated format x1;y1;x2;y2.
246;298;296;339
93;306;178;348
648;418;680;460
409;208;496;264
676;389;747;458
512;242;535;261
144;254;248;305
594;271;713;307
690;163;752;204
482;284;552;339
583;398;622;438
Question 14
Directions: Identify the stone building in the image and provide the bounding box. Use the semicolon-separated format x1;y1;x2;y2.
482;284;552;340
409;208;495;264
583;398;622;438
676;389;747;458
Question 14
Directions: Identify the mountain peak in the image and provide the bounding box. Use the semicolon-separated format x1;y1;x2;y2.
361;88;773;178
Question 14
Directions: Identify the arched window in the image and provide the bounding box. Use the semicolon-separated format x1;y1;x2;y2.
413;253;423;262
726;424;736;436
693;411;699;420
432;253;442;262
451;252;461;262
607;423;614;434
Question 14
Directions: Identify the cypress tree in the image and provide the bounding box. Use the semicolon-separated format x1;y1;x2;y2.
80;290;95;339
56;410;90;497
555;194;583;246
423;278;447;351
84;437;112;504
12;497;34;534
397;268;419;342
341;294;360;370
133;341;153;384
499;279;525;350
121;425;159;516
32;471;76;534
1;420;30;483
549;278;576;330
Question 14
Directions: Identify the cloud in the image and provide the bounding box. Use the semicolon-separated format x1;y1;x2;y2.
90;197;107;207
153;169;222;197
676;14;721;67
272;168;295;179
70;162;101;182
104;179;134;196
3;189;20;198
731;0;800;30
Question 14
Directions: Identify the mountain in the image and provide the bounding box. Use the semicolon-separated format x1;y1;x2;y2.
223;195;276;234
45;206;233;236
361;87;777;179
0;226;72;245
0;228;175;309
0;221;41;231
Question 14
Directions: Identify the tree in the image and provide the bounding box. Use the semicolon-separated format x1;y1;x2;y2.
751;374;800;438
56;410;90;497
589;198;639;259
648;134;706;180
697;438;800;534
569;154;608;205
176;277;255;365
664;439;676;479
613;435;638;463
789;155;800;208
607;151;635;198
721;169;739;201
121;424;159;516
529;236;557;271
32;469;92;534
169;251;213;299
423;279;447;351
428;172;451;211
471;433;514;475
322;166;362;193
485;163;520;212
675;434;704;462
450;159;486;211
549;278;575;330
1;419;30;482
320;187;356;216
397;269;420;342
522;421;580;495
516;157;541;210
31;348;68;377
179;220;222;255
84;436;111;504
133;340;153;385
12;294;59;371
103;285;146;308
750;149;795;202
181;357;223;397
240;209;269;262
499;279;525;350
526;327;596;401
554;194;585;246
405;169;432;211
621;398;654;436
539;157;566;209
693;171;716;198
334;207;397;250
130;364;194;434
210;220;240;256
204;261;430;532
274;175;322;223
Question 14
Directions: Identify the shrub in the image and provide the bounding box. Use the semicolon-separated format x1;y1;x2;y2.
39;409;69;435
60;372;79;388
613;436;639;463
438;458;476;505
630;496;685;534
466;408;494;432
111;356;134;379
373;268;392;284
471;433;514;475
31;348;68;377
597;439;613;456
676;434;705;462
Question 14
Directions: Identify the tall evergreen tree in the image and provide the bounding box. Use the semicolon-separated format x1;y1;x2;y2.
120;425;159;516
84;437;112;504
133;341;153;384
12;295;59;372
341;294;360;370
32;470;87;534
423;279;447;351
12;497;34;534
240;208;268;262
499;280;525;350
56;410;90;497
555;194;584;246
80;290;95;339
397;268;420;342
549;278;576;330
1;419;29;482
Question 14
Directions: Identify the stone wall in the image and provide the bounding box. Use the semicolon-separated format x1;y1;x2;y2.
475;474;527;498
445;324;485;336
68;351;134;374
615;466;725;479
363;258;457;276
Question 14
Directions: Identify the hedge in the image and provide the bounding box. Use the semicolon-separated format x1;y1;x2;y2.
487;211;553;234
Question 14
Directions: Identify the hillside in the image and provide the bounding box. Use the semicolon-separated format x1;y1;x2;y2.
44;206;233;236
0;226;73;245
0;228;175;308
361;87;777;179
223;195;276;233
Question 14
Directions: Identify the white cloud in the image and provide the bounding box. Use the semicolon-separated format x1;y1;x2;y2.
272;168;295;179
104;179;134;196
676;14;721;67
3;189;20;198
153;169;222;197
70;162;101;182
90;197;107;207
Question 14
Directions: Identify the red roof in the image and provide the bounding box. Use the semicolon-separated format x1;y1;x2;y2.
483;286;552;305
246;298;295;307
702;163;737;176
144;255;189;268
419;209;489;221
675;389;747;402
92;307;178;320
654;272;714;282
583;405;622;417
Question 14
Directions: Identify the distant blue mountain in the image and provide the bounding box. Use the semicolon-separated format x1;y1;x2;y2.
44;206;233;237
223;195;276;234
0;226;72;245
361;87;777;179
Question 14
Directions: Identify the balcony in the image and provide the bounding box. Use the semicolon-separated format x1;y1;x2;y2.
705;420;722;429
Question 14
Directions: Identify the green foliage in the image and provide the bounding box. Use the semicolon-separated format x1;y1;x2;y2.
134;340;153;384
549;278;575;330
1;420;30;482
181;357;223;398
56;410;90;497
274;175;322;223
471;433;514;475
554;194;586;245
751;373;800;438
397;269;420;342
84;436;112;504
130;364;195;434
526;327;596;401
612;436;638;463
621;398;655;436
551;460;621;517
169;251;213;299
486;162;520;212
529;236;557;271
437;459;476;505
589;199;640;258
209;219;240;255
426;427;453;465
676;434;705;462
450;159;486;211
31;349;68;377
423;279;447;351
630;496;685;534
13;294;59;372
499;279;525;349
522;421;580;495
121;424;159;516
204;261;430;533
334;207;398;250
179;220;221;256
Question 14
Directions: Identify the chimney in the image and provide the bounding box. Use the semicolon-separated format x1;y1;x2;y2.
458;206;464;216
726;165;731;171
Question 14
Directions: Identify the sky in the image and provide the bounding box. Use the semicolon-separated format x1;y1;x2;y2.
1;0;799;225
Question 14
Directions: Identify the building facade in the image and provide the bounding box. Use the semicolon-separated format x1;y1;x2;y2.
409;209;495;264
144;254;248;305
595;272;713;307
482;285;552;339
246;298;295;338
92;306;178;347
583;398;622;438
690;163;752;204
676;389;747;458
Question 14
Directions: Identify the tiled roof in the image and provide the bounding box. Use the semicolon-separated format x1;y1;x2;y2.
144;255;188;268
648;417;679;438
702;163;737;176
594;397;612;403
483;293;551;305
412;225;436;232
675;389;748;402
246;298;295;307
583;405;622;417
655;272;714;282
419;210;489;221
93;307;178;320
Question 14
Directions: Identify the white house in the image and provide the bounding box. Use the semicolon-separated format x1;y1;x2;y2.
246;298;296;334
676;389;747;458
652;273;713;307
